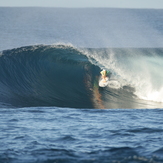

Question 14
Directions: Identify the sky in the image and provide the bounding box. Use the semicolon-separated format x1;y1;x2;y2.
0;0;163;9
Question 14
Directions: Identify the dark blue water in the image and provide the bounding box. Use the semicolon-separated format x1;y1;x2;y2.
1;107;163;163
0;7;163;163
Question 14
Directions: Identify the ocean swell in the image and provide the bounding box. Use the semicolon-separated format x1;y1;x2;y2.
0;45;100;108
0;45;163;109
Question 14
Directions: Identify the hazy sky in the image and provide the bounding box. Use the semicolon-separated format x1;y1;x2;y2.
0;0;163;8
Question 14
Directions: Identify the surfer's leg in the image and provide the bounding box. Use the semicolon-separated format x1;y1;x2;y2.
108;73;111;80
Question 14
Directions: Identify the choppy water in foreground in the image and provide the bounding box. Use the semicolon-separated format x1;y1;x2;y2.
1;107;163;163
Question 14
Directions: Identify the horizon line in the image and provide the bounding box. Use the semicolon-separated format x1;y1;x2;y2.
0;6;162;10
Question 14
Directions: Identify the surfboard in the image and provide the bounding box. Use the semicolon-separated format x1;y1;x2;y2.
99;77;109;87
99;77;121;89
107;80;121;89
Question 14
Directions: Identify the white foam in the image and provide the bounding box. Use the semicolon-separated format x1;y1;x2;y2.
83;48;163;103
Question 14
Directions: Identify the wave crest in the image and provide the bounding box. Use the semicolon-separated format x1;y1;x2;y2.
0;45;163;109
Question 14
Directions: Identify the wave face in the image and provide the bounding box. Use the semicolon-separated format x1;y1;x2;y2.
0;45;100;108
0;45;163;109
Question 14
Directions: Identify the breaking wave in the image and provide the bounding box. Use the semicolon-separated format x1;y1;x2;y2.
0;44;163;108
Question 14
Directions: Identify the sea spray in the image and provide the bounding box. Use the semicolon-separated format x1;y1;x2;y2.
83;48;163;103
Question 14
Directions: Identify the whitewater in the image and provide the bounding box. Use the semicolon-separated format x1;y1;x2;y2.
0;7;163;163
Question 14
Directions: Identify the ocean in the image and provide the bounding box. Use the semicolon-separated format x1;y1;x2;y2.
0;7;163;163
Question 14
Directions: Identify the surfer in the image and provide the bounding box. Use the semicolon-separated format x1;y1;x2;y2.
99;69;112;87
100;69;111;81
